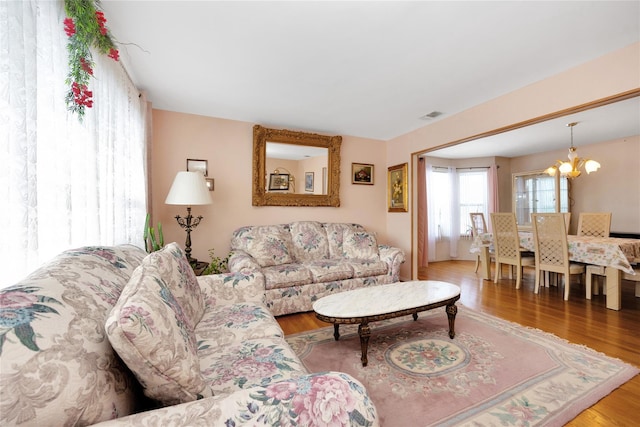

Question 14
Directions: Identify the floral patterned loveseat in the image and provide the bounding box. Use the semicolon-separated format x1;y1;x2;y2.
0;243;378;426
229;221;405;316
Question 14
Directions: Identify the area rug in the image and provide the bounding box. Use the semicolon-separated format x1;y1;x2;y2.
285;306;639;427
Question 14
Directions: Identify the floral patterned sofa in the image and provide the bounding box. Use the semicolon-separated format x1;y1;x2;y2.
229;221;405;316
0;243;378;426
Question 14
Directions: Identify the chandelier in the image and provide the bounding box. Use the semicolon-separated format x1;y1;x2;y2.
545;122;600;179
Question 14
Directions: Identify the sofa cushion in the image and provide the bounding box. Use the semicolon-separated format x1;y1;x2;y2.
240;225;294;267
343;230;380;261
195;302;284;347
262;264;313;290
306;259;353;282
198;337;307;396
290;221;330;262
325;223;365;258
347;259;389;278
142;243;205;328
0;245;147;427
106;262;213;406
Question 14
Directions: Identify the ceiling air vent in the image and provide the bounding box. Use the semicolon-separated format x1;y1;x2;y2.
420;111;443;120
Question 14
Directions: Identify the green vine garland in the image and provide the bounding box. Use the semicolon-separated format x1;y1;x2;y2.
63;0;119;120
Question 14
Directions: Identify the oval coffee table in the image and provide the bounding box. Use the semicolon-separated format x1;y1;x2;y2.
312;280;461;366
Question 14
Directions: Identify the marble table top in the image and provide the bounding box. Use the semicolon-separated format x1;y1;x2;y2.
312;280;461;319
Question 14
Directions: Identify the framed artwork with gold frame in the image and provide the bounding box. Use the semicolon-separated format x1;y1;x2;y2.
351;163;374;185
387;163;408;212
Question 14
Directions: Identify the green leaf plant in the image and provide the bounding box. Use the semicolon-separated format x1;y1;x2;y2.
143;214;164;253
202;249;230;275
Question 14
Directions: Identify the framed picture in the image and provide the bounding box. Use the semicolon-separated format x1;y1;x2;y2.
186;158;208;176
388;163;408;212
352;163;374;185
268;173;290;191
305;172;314;192
205;178;214;191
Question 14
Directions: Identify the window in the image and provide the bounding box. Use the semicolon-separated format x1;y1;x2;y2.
0;1;148;287
513;171;569;227
427;166;489;239
458;169;489;236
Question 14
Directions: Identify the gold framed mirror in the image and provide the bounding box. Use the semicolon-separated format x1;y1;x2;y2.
252;125;342;206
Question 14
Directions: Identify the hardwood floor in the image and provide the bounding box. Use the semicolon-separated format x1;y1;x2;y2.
276;260;640;426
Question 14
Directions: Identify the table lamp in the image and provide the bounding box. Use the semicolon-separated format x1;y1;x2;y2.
165;171;212;263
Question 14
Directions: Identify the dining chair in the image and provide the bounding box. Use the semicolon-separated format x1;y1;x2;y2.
579;212;612;297
623;266;640;298
563;212;571;233
577;212;612;237
532;213;585;300
491;213;535;289
585;265;606;299
470;212;494;273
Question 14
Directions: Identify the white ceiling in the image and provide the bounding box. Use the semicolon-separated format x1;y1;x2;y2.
426;95;640;159
101;1;640;155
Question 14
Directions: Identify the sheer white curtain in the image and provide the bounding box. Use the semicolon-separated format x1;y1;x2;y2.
0;0;148;287
426;164;459;261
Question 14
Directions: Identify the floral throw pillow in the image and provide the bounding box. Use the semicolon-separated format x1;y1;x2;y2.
106;263;213;405
342;230;380;261
242;225;293;267
142;243;205;328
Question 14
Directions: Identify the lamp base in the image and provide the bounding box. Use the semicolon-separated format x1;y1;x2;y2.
174;206;203;265
191;260;209;276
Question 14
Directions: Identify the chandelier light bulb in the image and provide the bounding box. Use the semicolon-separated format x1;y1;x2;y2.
585;160;601;174
559;162;573;174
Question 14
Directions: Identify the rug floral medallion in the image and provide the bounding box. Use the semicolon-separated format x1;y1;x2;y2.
286;305;639;427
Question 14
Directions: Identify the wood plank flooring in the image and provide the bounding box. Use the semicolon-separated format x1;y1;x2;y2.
276;260;640;427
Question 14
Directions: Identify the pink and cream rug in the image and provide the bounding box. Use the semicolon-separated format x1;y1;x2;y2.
285;306;638;426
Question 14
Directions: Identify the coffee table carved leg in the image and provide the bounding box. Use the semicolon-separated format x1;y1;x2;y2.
333;324;340;341
358;323;371;367
446;303;457;339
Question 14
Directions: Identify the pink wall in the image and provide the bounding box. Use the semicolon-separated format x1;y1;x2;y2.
391;42;640;279
151;112;389;264
509;136;640;233
151;43;639;278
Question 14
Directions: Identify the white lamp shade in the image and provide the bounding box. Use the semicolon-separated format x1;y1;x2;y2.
165;171;212;205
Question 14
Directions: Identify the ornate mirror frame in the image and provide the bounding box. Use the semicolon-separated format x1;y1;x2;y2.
252;125;342;207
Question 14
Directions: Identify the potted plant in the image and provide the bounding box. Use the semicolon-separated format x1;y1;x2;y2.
143;213;164;253
201;249;230;275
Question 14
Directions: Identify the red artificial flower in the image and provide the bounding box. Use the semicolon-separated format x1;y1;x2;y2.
71;82;93;108
108;48;120;61
79;57;93;75
64;17;75;37
95;10;107;35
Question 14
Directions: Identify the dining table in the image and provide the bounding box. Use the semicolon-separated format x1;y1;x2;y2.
471;231;640;310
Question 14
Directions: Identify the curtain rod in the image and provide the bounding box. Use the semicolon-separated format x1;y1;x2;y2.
431;166;492;171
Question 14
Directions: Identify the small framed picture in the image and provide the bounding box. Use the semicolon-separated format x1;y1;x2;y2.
305;172;314;192
269;173;290;191
205;178;214;191
186;159;208;176
352;163;374;185
388;163;408;212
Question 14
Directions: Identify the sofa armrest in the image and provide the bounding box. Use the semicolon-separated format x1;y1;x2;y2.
228;249;261;272
92;372;379;427
197;270;266;307
378;245;405;281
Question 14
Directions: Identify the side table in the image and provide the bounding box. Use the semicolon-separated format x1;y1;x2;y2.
191;261;209;276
